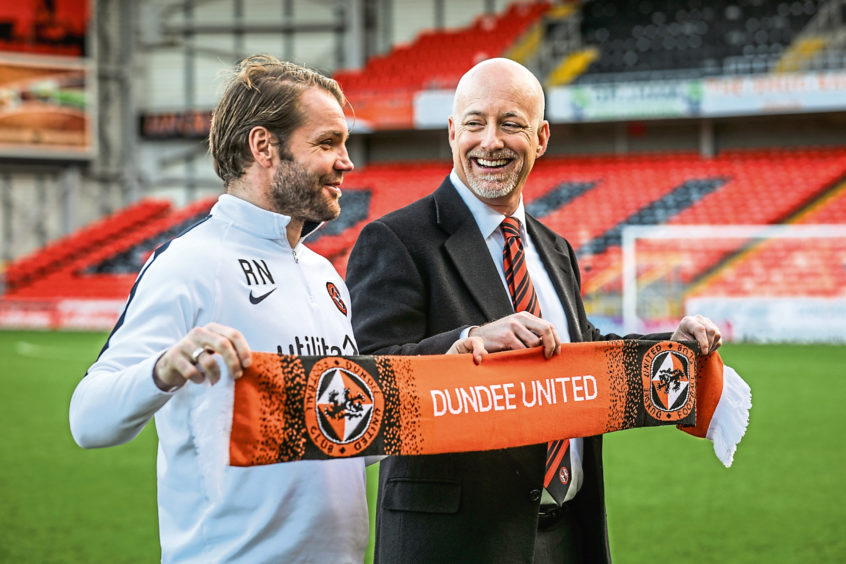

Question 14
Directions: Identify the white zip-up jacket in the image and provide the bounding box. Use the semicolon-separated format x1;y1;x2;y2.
70;194;367;563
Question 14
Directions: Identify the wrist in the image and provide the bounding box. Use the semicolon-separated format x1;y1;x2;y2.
462;326;478;340
152;355;185;393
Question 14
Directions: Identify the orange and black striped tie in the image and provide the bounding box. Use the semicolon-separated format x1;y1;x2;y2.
501;216;571;504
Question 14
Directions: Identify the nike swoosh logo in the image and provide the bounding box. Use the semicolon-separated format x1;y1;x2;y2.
249;288;277;304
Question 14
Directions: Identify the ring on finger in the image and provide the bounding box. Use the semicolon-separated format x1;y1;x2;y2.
190;347;206;364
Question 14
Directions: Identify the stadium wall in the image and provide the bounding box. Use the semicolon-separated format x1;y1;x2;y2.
0;165;125;265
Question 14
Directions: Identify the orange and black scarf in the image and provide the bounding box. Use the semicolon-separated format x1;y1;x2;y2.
225;340;750;468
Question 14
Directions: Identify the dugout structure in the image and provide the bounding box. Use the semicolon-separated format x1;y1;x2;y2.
621;224;846;343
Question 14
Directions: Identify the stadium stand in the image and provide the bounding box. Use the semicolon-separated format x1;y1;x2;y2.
1;0;845;331
688;235;846;297
336;2;548;92
6;148;844;306
688;180;846;297
542;148;846;294
0;0;88;56
333;2;549;128
571;0;828;82
3;197;215;300
2;199;172;293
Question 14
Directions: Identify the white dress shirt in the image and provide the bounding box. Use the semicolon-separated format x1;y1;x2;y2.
450;170;583;504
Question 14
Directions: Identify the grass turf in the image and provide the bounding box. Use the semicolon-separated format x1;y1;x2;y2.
605;343;846;563
0;330;158;563
1;331;843;562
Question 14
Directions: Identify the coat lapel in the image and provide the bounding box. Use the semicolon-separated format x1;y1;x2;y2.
433;180;558;481
433;178;514;322
526;215;584;343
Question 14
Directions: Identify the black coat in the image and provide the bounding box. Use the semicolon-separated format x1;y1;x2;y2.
347;177;624;563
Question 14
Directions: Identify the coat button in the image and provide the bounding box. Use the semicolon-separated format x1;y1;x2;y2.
528;488;541;502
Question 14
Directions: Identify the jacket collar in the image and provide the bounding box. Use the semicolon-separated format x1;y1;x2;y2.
212;194;325;246
432;177;516;322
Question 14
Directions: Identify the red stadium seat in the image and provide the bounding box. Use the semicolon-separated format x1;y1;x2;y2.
334;2;552;129
4;148;845;300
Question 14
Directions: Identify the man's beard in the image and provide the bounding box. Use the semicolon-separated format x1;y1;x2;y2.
269;154;340;223
464;149;521;200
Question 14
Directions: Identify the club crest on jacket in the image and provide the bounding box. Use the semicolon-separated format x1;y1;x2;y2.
326;282;348;316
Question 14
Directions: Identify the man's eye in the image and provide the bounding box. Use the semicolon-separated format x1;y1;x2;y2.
502;122;523;130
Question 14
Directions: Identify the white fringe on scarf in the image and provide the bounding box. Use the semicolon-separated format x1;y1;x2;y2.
190;356;234;502
707;365;752;467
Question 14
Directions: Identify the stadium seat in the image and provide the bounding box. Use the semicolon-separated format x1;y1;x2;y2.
334;2;550;128
567;0;826;82
4;148;845;301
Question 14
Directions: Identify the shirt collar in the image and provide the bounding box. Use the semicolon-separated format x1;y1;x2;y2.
211;194;293;242
449;169;527;239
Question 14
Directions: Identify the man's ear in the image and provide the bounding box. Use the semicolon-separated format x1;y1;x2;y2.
248;126;275;168
536;120;550;157
448;116;456;148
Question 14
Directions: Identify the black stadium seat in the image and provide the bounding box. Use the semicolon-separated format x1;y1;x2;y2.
571;0;825;82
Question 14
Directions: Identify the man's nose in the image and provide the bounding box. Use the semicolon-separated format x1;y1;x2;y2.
480;125;504;151
336;146;354;172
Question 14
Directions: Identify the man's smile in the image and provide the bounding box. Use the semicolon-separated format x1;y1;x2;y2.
473;157;511;168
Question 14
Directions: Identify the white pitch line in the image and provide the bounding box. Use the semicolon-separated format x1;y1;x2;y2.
14;340;97;361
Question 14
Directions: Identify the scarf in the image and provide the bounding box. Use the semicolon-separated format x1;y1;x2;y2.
220;340;750;469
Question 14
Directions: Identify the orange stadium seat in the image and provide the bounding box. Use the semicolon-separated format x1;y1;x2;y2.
3;199;171;292
690;179;846;298
334;2;550;129
4;148;845;302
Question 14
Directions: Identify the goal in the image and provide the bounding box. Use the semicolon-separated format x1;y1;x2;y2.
620;224;846;343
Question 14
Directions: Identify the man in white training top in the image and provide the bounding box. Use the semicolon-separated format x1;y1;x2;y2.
69;54;481;563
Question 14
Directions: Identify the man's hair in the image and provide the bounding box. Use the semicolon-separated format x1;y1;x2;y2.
209;54;345;187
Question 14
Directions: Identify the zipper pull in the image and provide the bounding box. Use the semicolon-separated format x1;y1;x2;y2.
292;247;299;263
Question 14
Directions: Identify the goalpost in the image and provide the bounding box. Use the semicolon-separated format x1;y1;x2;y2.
620;224;846;343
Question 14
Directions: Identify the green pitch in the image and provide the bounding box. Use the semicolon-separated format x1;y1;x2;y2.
1;330;843;562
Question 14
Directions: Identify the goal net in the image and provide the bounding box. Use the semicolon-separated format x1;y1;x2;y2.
620;224;846;343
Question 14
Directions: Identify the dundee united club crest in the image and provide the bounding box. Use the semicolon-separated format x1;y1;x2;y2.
304;357;383;457
326;282;348;316
641;342;696;422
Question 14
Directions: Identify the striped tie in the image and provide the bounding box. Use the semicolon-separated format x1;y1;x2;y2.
501;216;572;505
